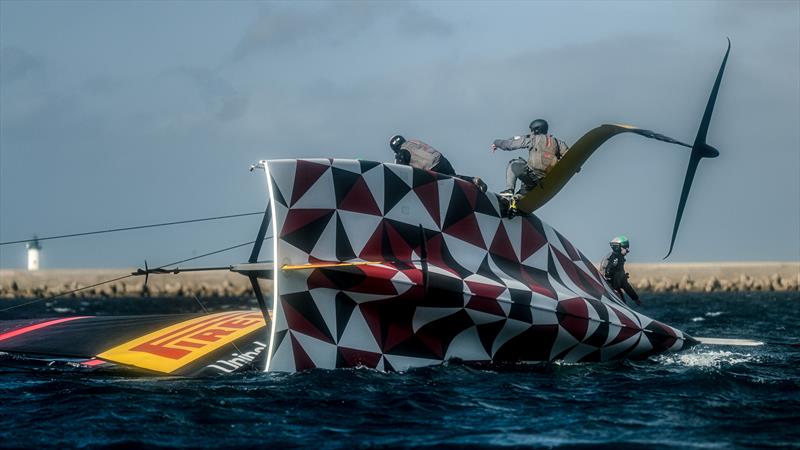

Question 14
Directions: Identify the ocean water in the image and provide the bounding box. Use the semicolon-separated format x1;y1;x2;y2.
1;292;798;449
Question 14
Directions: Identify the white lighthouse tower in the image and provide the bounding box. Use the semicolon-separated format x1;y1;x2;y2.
27;236;42;271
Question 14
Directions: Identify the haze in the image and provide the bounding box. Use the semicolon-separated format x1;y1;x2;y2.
1;1;798;269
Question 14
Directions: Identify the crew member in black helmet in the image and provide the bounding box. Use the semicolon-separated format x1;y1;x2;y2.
600;236;641;306
390;134;487;192
491;119;570;198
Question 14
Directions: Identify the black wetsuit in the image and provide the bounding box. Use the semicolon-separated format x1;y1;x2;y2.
601;251;640;305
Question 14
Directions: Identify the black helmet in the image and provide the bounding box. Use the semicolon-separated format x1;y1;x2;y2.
529;119;548;134
389;134;406;152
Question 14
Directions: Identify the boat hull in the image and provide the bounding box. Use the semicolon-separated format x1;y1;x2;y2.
263;159;694;372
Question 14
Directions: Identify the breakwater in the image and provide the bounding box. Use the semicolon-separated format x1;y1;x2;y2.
0;262;797;299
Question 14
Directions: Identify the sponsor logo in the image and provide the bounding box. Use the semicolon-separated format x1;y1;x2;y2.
205;341;268;374
98;311;266;374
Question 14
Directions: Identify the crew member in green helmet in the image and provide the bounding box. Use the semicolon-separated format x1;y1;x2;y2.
600;236;641;306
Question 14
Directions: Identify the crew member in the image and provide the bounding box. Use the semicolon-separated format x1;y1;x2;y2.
491;119;569;197
600;236;641;306
390;134;487;192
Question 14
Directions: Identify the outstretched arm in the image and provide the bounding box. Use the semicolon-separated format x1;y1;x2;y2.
492;135;532;151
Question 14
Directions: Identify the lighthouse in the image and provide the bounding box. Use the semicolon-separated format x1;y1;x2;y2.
27;236;42;271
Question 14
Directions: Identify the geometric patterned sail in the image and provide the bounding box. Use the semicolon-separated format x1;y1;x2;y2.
262;159;694;372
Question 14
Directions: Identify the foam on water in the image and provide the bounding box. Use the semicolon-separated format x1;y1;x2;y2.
656;349;758;368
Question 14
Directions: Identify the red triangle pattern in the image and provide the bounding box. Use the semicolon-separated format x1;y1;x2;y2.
465;280;506;302
518;266;557;299
339;177;382;216
414;181;440;227
466;296;506;317
271;159;694;370
557;230;581;261
358;221;386;261
490;222;518;262
359;303;385;350
281;298;334;344
290;333;317;371
281;208;334;238
416;330;445;359
384;320;415;353
338;347;382;368
347;270;397;296
384;221;413;262
553;247;604;298
609;306;641;345
456;179;478;209
558;297;589;341
291;160;330;206
306;268;339;290
521;218;547;261
444;214;486;250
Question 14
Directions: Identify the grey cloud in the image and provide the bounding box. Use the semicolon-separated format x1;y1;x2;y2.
392;5;454;37
81;75;122;95
0;46;43;85
231;1;452;62
167;67;249;122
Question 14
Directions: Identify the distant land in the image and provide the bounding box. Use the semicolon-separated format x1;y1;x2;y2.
0;262;797;299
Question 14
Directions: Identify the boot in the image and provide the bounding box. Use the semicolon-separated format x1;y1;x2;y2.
473;177;488;193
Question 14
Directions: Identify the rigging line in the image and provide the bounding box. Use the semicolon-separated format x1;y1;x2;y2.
0;211;265;246
190;292;244;355
0;236;272;313
150;237;270;271
0;274;134;313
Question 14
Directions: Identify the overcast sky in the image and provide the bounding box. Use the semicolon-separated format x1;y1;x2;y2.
1;0;798;269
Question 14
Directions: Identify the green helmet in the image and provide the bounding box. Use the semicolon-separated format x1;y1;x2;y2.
610;236;630;250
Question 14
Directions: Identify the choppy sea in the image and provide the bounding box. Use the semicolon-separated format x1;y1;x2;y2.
1;292;798;449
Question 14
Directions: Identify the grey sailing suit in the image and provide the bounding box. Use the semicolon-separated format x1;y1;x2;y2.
493;133;569;194
394;139;455;175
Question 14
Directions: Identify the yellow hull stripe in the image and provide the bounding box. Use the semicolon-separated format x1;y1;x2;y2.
282;261;384;271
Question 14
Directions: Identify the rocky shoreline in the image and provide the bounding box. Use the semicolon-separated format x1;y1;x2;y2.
0;262;797;299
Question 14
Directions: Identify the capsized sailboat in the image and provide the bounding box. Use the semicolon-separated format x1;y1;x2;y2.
0;41;739;376
0;156;698;375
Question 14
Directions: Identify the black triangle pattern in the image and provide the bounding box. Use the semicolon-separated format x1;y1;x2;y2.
359;160;380;173
283;291;334;343
335;213;357;261
383;166;411;215
335;291;357;343
267;159;692;372
282;210;335;254
271;177;288;207
476;319;506;357
442;179;474;230
332;167;362;206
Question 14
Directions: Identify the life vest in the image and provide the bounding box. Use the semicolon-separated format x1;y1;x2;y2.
402;140;442;170
527;134;568;176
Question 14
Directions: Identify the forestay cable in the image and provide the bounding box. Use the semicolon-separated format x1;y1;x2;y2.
0;211;264;246
0;237;271;313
